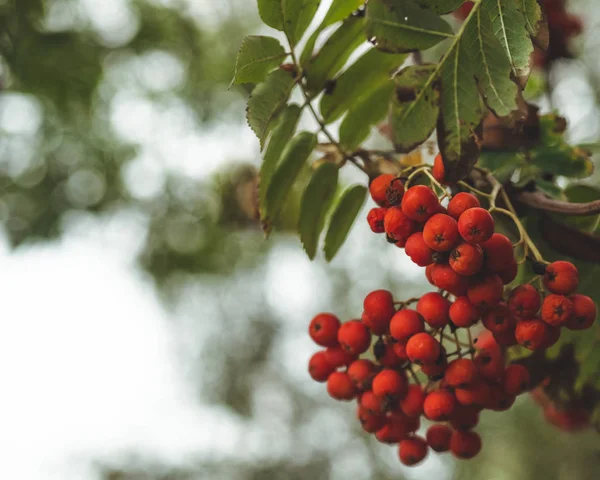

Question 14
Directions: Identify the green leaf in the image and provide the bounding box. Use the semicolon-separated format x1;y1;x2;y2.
265;132;317;228
365;0;454;53
516;0;543;37
233;35;286;85
260;104;302;217
390;64;440;153
257;0;321;45
324;184;367;261
299;163;339;259
478;151;525;183
320;48;407;124
415;0;465;14
246;68;296;149
482;0;533;83
339;80;394;151
305;16;366;92
535;179;565;200
561;184;600;232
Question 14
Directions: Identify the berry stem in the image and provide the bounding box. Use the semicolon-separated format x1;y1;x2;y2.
407;365;422;386
457;181;493;199
466;328;475;359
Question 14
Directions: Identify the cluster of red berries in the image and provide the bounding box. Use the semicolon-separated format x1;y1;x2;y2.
307;166;597;467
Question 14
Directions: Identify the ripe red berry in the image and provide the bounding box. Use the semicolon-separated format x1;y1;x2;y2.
324;345;356;369
401;185;440;222
449;296;479;328
370;174;403;207
447;192;480;219
541;294;573;327
309;313;341;347
425;263;435;285
372;369;407;402
399;384;425;418
481;233;514;272
347;359;377;390
485;384;516;411
426;424;452;452
539;324;560;349
543;404;590;433
502;364;531;396
390;309;425;342
405;232;435;266
423;214;460;252
406;332;441;364
360;390;385;415
450;405;480;430
449;242;484;276
467;274;504;309
482;302;516;335
493;328;518;347
432;153;447;184
363;290;395;335
458;207;494;244
376;417;407;444
543;261;579;295
444;358;478;388
566;294;597;330
455;380;491;407
498;259;518;285
474;349;505;381
327;371;356;401
424;390;456;421
417;292;451;328
392;341;410;361
421;350;448;377
375;337;404;367
515;318;548;350
338;320;372;355
431;263;468;296
308;351;334;382
367;207;387;233
450;430;482;459
398;436;428;466
508;284;541;318
357;406;387;433
384;206;416;242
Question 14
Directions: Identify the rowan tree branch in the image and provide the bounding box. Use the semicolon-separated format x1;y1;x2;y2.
517;191;600;216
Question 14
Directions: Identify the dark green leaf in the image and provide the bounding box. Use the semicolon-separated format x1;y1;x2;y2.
257;0;321;45
365;0;454;54
246;68;296;149
299;163;339;259
478;151;525;183
260;104;302;216
324;184;367;261
305;16;365;92
535;179;565;200
415;0;464;14
320;49;407;124
339;81;394;151
390;64;440;152
516;0;543;37
233;35;286;85
265;132;317;230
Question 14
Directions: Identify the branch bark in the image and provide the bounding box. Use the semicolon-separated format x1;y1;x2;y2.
517;191;600;216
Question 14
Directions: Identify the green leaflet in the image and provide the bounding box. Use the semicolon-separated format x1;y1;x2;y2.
415;0;465;15
298;163;339;259
324;184;367;261
257;0;321;45
246;68;296;149
365;0;454;53
232;35;286;85
516;0;543;37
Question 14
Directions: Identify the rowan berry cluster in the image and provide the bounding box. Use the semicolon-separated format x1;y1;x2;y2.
307;159;597;467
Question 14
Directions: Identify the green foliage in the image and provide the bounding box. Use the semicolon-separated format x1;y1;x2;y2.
299;163;339;259
257;0;321;45
516;0;543;36
415;0;465;14
364;0;454;53
233;35;287;85
324;185;367;261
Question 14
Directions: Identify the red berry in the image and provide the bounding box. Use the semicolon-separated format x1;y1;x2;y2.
360;390;385;415
375;413;414;444
421;350;448;377
425;264;435;285
357;406;386;433
424;390;456;421
450;430;482;459
493;328;518;347
482;302;516;335
390;309;425;342
370;174;403;207
485;384;516;411
449;242;484;276
541;294;573;327
474;349;505;381
372;369;407;400
327;371;356;400
432;153;448;184
367;207;387;233
392;341;410;361
309;313;341;347
398;436;428;466
566;294;597;330
384;206;416;243
447;192;480;219
515;318;548;350
444;358;478;388
455;381;491;407
426;424;452;452
481;233;514;273
308;351;334;382
458;207;494;244
363;290;395;335
431;263;468;296
450;405;480;430
508;284;541;318
502;364;530;396
417;292;451;328
347;359;377;390
543;261;579;295
405;232;435;267
324;345;356;368
467;274;504;309
543;404;590;433
375;337;404;367
406;332;441;364
423;214;460;252
401;185;440;222
539;324;561;349
498;259;518;285
338;320;372;355
449;296;479;328
399;384;426;417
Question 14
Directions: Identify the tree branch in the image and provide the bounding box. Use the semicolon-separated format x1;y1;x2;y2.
517;191;600;216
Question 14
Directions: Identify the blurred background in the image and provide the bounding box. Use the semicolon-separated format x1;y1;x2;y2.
0;0;599;479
